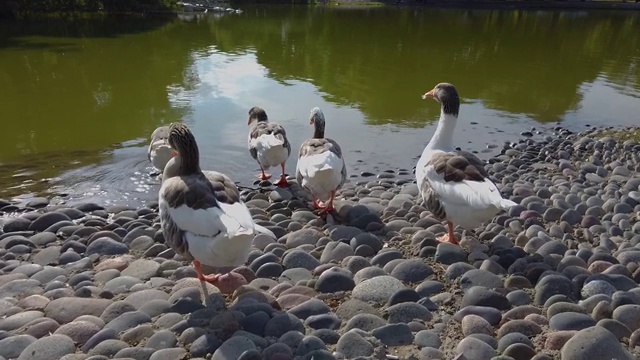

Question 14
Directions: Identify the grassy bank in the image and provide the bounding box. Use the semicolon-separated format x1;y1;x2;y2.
0;0;177;19
323;0;640;10
396;0;640;10
2;0;640;18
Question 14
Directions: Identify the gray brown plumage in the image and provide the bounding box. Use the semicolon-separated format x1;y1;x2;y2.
161;167;239;213
295;107;347;214
247;106;291;186
295;138;346;186
430;151;489;183
158;122;256;293
419;151;489;220
416;83;517;245
160;167;241;259
248;122;291;160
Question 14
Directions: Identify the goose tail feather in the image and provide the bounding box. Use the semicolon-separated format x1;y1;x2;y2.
254;224;277;239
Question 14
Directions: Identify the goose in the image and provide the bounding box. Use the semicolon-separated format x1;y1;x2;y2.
295;107;347;214
148;125;173;175
415;83;517;244
159;122;270;294
247;106;291;187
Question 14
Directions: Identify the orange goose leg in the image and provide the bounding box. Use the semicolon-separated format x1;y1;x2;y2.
318;190;336;215
194;261;247;294
193;260;220;284
311;195;323;210
257;167;272;180
436;221;459;245
273;163;288;187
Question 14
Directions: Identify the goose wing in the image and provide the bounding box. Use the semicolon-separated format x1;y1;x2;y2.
418;151;515;219
159;172;254;259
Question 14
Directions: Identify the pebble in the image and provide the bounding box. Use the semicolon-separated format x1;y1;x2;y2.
612;304;640;332
461;286;510;310
189;333;222;357
435;243;467;264
386;302;432;323
85;237;129;256
372;323;413;346
461;314;493;336
497;332;534;352
561;325;635;360
45;298;113;324
315;267;355;293
460;269;503;291
336;330;373;358
351;275;406;304
121;259;160;280
212;336;256;359
455;306;502;326
54;321;101;346
534;274;576;305
0;334;37;359
549;312;597;331
344;313;386;332
17;334;76;360
389;259;433;282
457;336;497;359
414;329;441;348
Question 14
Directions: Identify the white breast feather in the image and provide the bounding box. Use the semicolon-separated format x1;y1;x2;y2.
415;159;427;196
416;148;440;197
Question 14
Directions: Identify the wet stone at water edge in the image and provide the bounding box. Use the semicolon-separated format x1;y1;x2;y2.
0;126;640;359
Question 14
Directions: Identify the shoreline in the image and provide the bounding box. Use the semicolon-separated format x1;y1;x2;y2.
1;124;638;212
359;0;640;11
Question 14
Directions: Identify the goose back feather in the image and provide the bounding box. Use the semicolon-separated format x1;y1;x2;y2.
295;108;347;202
248;107;291;169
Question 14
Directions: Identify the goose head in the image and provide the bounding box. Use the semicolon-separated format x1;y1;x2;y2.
165;122;201;176
423;83;460;117
309;107;326;139
248;106;268;125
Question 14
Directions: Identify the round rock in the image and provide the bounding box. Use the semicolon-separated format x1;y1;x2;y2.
17;334;76;360
560;325;635;360
351;276;406;304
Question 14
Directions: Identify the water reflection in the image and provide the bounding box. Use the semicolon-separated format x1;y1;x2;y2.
0;7;639;205
208;7;640;124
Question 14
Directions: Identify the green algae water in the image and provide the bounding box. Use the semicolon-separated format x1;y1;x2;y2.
0;6;639;205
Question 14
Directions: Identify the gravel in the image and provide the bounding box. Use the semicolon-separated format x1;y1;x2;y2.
1;126;640;359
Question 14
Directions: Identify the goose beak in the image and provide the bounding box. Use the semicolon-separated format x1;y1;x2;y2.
422;90;435;100
172;151;178;157
247;117;252;125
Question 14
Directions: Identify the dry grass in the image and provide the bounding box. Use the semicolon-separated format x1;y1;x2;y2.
594;127;640;142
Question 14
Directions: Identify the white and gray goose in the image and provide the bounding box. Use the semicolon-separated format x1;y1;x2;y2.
158;123;274;294
415;83;517;244
247;106;291;187
148;125;173;176
295;107;347;214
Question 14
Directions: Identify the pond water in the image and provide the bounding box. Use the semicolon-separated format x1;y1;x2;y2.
0;6;639;207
